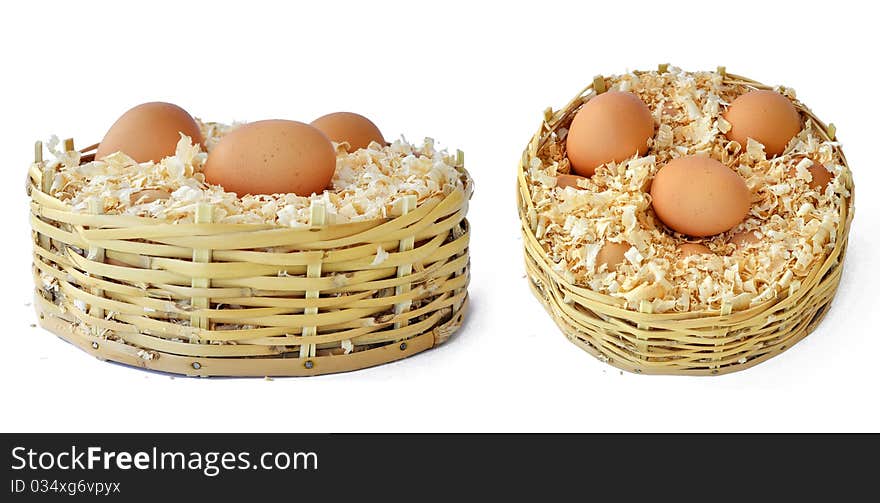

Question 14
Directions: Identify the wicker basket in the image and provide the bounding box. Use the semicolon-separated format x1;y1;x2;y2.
29;140;471;377
517;66;855;375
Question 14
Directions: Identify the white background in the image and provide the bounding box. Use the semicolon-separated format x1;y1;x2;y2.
1;0;877;432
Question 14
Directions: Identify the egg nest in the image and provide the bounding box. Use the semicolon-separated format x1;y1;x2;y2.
525;67;849;313
42;121;468;227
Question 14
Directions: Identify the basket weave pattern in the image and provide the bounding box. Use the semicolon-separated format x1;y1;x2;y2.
29;143;471;376
517;69;854;375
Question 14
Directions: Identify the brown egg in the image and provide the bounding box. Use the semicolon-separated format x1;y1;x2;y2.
678;243;713;258
556;173;587;189
723;90;801;156
597;242;631;270
729;230;760;248
566;91;654;177
651;155;751;237
204;120;335;197
788;163;833;191
311;112;385;152
96;102;203;163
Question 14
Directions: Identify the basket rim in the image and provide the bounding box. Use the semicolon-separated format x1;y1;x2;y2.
29;139;474;232
517;65;855;321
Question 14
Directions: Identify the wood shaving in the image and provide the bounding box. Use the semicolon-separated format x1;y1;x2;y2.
527;67;848;313
43;121;467;227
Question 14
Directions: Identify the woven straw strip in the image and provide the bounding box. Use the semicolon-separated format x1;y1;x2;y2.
190;203;213;334
35;294;461;377
301;200;325;358
394;195;417;330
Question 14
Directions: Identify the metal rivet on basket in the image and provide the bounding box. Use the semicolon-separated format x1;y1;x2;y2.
91;342;99;350
192;362;201;370
399;342;407;351
304;360;314;370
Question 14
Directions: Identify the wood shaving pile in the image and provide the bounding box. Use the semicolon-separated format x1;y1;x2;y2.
526;67;849;313
43;120;467;227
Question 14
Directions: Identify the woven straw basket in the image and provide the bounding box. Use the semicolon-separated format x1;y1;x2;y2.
29;140;471;377
517;65;855;375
